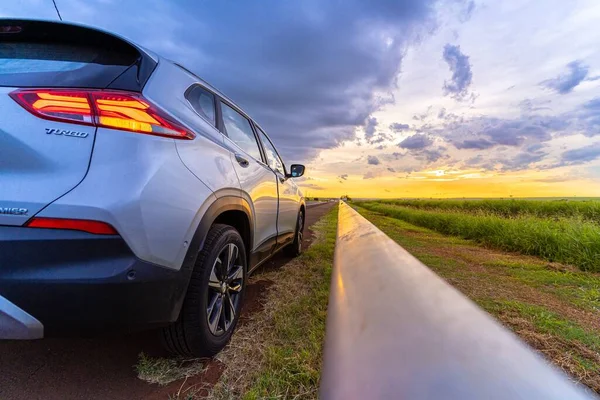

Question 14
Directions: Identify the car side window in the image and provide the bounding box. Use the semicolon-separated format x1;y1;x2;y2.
185;85;216;124
257;127;285;175
220;102;262;161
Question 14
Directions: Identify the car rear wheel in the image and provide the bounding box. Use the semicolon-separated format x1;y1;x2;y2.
284;210;304;257
162;224;246;357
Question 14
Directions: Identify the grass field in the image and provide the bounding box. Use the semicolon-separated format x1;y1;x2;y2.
353;203;600;393
210;205;338;399
378;198;600;220
358;200;600;272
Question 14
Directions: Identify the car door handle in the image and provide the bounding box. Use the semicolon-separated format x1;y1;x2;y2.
235;153;249;168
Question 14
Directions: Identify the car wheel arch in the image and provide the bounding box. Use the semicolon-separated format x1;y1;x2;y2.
187;196;254;269
167;195;252;327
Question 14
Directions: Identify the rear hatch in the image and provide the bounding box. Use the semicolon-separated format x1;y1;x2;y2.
0;19;156;226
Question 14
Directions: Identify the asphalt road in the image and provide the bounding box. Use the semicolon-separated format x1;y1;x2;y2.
0;202;336;400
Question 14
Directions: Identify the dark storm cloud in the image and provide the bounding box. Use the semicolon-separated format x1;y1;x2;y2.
560;143;600;165
432;117;552;153
540;61;589;94
363;171;380;180
518;98;552;114
465;154;484;166
581;99;600;128
464;154;496;170
364;117;378;142
398;133;432;149
442;44;473;100
459;0;476;22
379;152;400;162
389;122;410;132
499;150;547;171
367;131;393;145
412;105;433;121
367;155;381;165
584;98;600;111
463;145;546;171
9;0;443;162
454;138;495;149
438;116;556;150
410;110;590;170
525;143;545;152
576;97;600;137
419;148;446;162
424;97;600;171
535;98;600;138
485;123;551;146
538;116;570;131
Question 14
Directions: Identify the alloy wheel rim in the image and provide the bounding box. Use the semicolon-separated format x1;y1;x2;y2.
206;243;244;336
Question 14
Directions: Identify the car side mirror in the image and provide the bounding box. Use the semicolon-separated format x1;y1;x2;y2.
287;164;305;178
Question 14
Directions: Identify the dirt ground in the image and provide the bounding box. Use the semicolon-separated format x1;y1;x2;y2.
0;202;335;400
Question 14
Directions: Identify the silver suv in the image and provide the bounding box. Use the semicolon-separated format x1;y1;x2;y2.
0;19;305;357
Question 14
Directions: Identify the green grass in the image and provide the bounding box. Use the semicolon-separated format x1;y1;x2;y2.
358;201;600;272
508;268;600;312
378;198;600;221
356;204;600;312
479;300;600;352
479;300;600;380
211;205;338;399
243;208;337;399
353;205;600;392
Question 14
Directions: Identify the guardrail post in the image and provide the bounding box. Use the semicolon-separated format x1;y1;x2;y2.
319;201;595;400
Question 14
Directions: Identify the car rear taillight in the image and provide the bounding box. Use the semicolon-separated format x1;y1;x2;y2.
11;90;95;125
10;89;194;140
26;217;118;235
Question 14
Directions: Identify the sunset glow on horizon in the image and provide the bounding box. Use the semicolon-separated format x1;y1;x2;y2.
301;165;600;199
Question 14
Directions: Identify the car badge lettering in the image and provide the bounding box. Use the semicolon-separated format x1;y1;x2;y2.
0;207;28;215
45;128;89;138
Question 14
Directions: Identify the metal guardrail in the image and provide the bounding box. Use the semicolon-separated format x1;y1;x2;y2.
319;201;596;400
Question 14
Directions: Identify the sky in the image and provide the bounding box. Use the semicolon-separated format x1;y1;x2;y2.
3;0;600;198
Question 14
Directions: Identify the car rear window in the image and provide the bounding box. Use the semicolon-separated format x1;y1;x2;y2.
185;85;216;124
0;42;137;88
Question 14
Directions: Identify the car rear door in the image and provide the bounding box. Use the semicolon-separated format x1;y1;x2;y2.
217;100;279;262
0;20;152;226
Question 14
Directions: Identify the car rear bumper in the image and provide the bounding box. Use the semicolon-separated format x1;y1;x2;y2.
0;294;43;339
0;226;191;338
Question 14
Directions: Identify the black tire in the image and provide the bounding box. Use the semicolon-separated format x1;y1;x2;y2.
162;224;246;357
284;209;304;257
